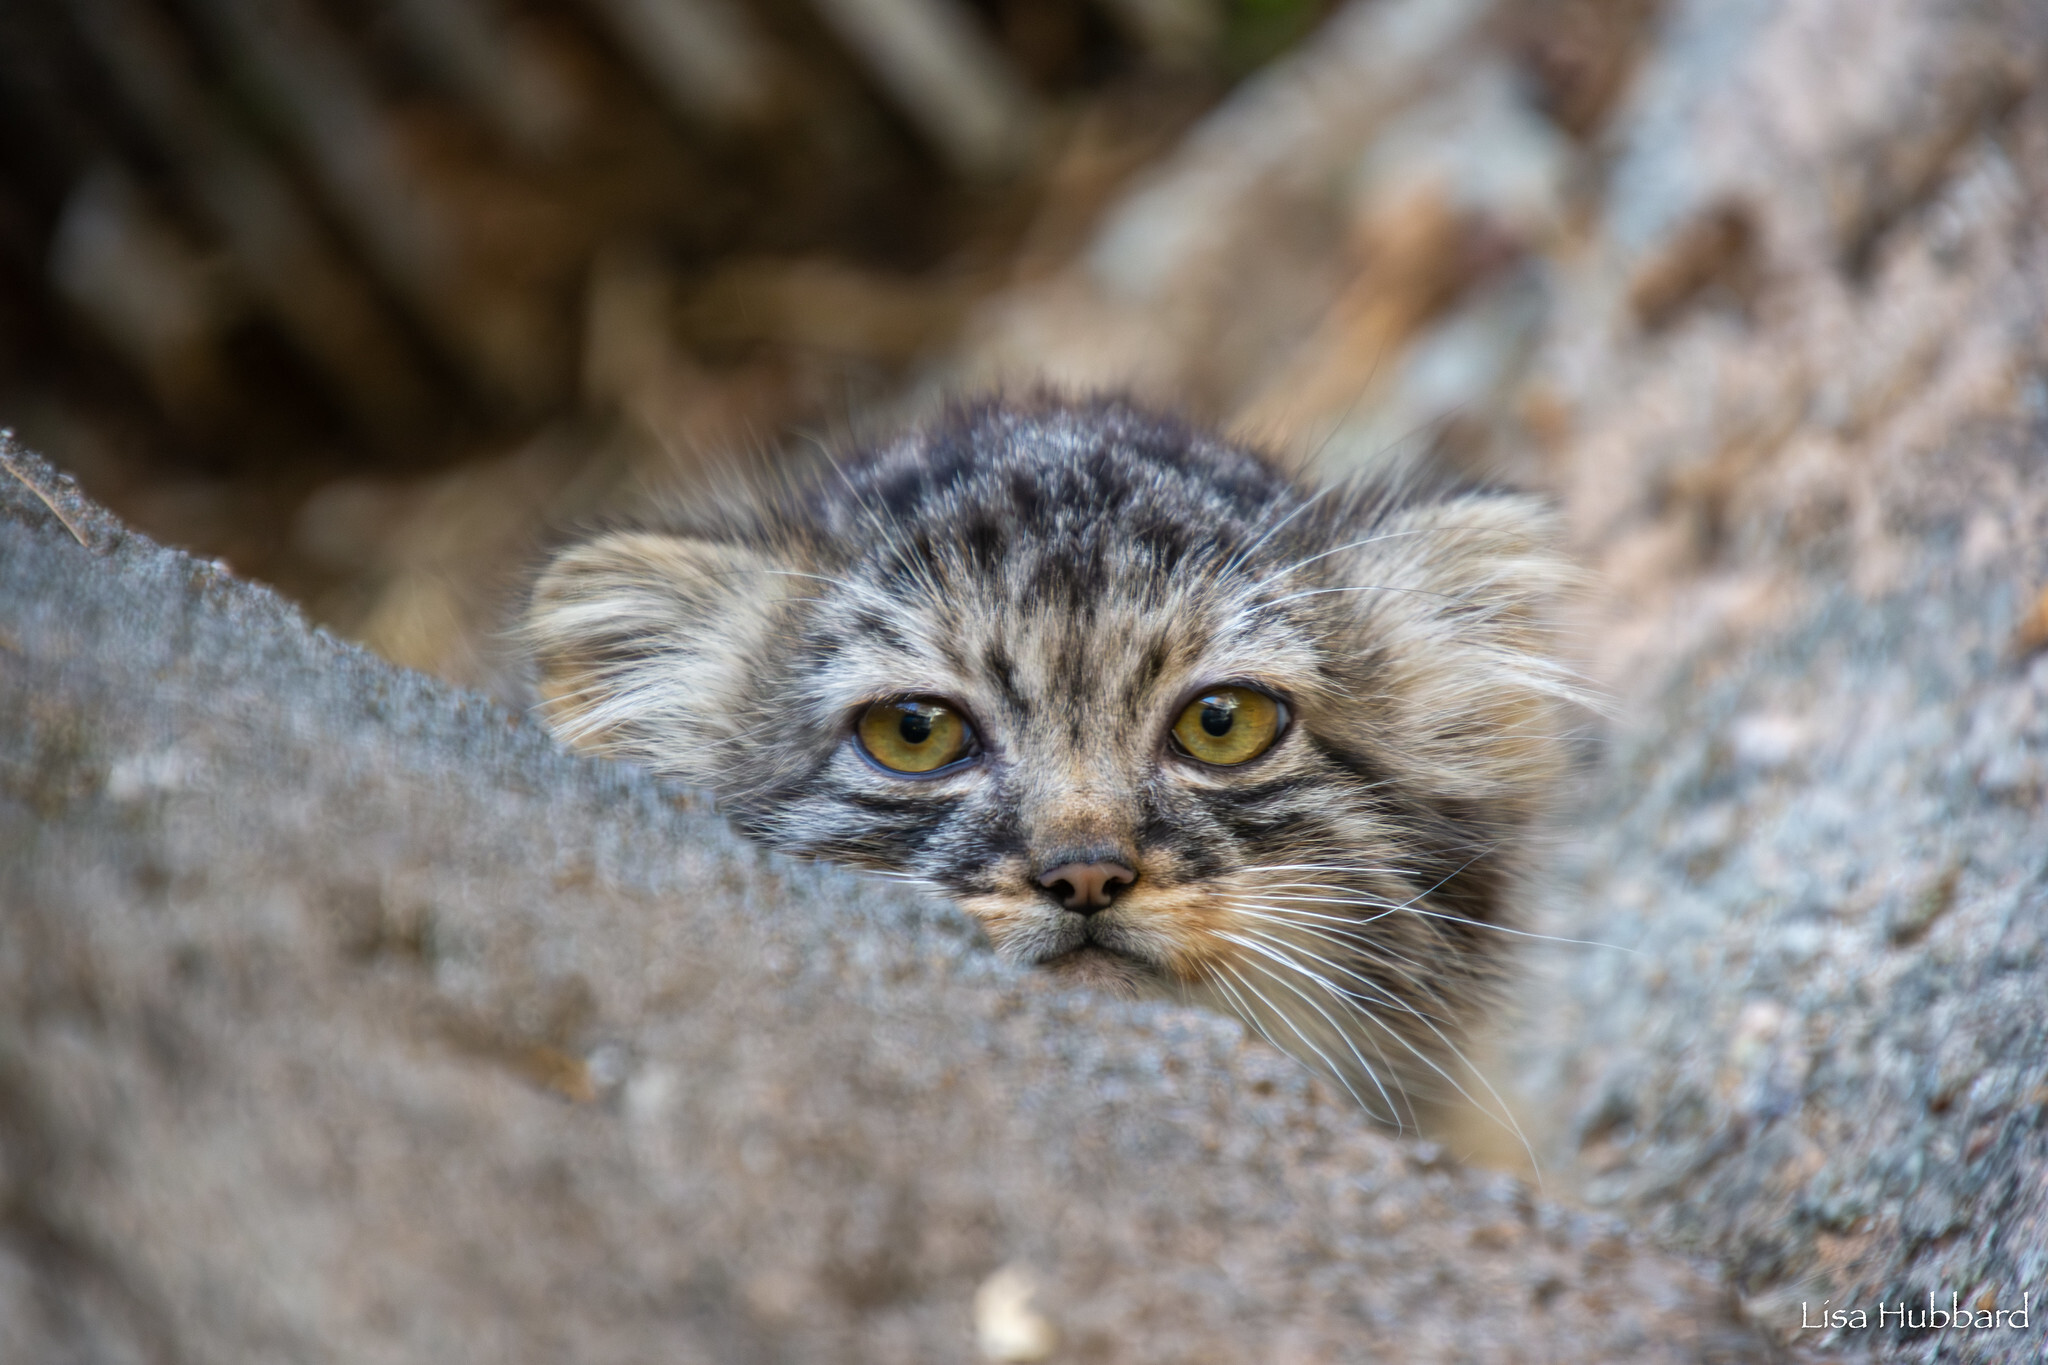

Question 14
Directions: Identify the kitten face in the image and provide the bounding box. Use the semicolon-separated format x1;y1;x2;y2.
527;400;1577;1127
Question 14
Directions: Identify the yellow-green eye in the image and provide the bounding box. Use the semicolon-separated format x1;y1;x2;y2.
1171;687;1285;766
857;698;974;774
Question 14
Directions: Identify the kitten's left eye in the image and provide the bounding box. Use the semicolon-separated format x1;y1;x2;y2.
1170;686;1286;766
857;698;975;774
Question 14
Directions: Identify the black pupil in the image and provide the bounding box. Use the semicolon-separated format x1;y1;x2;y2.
898;710;934;744
1200;702;1234;737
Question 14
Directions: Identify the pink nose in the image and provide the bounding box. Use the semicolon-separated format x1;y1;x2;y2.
1036;861;1136;913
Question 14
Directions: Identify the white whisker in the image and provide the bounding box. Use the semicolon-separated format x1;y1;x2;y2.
1227;884;1634;954
1261;583;1462;609
1221;486;1334;578
1394;907;1636;954
1225;939;1411;1086
1221;909;1450;1005
1213;960;1404;1127
1227;930;1539;1175
1247;522;1529;595
1224;955;1410;1129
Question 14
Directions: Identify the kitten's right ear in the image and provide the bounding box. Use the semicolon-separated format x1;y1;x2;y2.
524;530;792;779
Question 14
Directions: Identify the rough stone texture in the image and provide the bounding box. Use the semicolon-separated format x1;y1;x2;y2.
1503;0;2048;1358
0;443;1762;1364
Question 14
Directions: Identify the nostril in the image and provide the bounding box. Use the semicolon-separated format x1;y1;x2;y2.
1036;860;1137;914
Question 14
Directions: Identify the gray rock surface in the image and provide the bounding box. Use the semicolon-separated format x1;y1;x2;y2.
0;441;1760;1363
1505;0;2048;1358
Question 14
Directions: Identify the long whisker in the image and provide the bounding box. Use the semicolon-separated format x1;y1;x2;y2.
1218;960;1406;1128
1248;523;1531;594
1225;949;1414;1130
1225;924;1449;1021
1226;892;1405;919
1204;962;1377;1116
1220;485;1334;578
1201;964;1327;1096
1222;930;1432;1024
1210;958;1401;1124
861;868;943;888
1396;907;1638;954
1222;908;1453;1006
1339;978;1541;1183
1219;895;1397;927
1220;901;1451;986
1237;862;1432;878
1260;583;1462;609
1228;886;1636;954
1228;931;1539;1175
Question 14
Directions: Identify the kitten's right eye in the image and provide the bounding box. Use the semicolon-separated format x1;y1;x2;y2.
1170;686;1285;766
856;699;975;774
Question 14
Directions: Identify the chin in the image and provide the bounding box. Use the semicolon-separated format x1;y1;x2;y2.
1037;946;1157;999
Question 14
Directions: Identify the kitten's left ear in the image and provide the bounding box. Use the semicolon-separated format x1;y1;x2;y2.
524;530;796;782
1336;491;1585;814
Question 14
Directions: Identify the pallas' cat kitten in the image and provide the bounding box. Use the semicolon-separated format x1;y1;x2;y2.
526;399;1578;1127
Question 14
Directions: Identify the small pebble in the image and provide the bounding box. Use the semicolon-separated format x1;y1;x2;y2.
974;1264;1058;1362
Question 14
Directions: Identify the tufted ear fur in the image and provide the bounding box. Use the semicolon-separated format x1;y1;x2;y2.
524;531;795;783
1333;492;1585;817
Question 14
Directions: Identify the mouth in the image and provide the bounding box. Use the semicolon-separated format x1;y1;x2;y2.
1036;945;1153;996
1028;911;1155;967
961;892;1174;995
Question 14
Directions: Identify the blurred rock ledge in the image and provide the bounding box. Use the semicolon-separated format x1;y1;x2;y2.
1489;0;2048;1356
0;442;1762;1363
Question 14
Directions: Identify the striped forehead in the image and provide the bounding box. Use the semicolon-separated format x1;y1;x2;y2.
795;427;1333;720
806;549;1315;730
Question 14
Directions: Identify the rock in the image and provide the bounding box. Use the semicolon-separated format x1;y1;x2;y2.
1506;0;2048;1358
0;440;1761;1362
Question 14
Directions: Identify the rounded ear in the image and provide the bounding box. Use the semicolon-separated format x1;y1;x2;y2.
524;530;795;780
1332;492;1586;814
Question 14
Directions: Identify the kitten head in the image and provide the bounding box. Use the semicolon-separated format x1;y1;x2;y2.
527;399;1580;1127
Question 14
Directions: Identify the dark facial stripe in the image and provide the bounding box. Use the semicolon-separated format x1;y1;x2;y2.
984;644;1027;710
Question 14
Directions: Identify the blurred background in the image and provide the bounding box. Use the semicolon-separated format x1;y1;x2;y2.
0;0;1651;691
